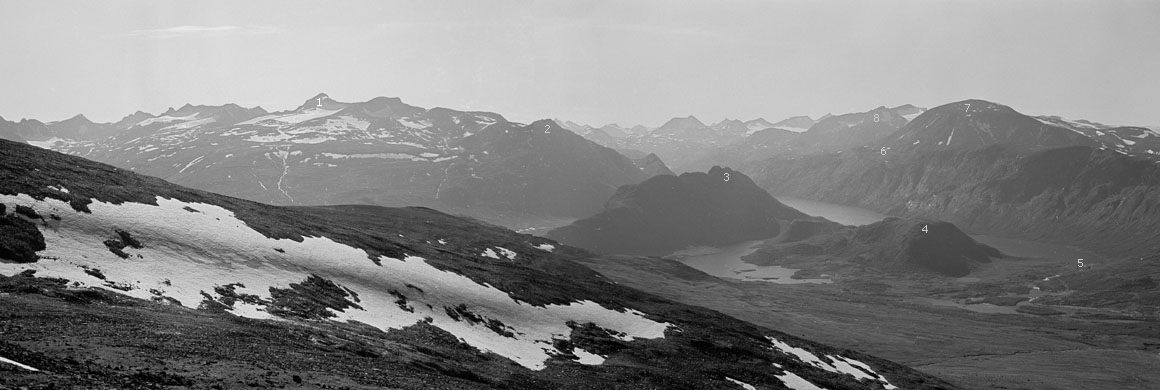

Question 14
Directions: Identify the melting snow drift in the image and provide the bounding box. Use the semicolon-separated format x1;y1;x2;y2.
768;336;897;389
0;193;670;370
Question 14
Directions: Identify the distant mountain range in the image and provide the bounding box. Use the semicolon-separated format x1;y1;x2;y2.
6;94;658;223
555;106;925;172
557;102;1159;173
742;99;1160;259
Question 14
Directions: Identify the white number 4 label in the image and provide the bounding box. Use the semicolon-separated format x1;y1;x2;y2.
921;225;928;233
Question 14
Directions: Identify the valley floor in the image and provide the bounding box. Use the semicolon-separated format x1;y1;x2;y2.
578;255;1160;390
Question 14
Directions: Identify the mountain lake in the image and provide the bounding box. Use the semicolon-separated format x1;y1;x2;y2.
670;196;1104;288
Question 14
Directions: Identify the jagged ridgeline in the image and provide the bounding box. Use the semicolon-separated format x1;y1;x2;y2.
0;139;957;388
743;99;1160;258
547;167;811;256
20;94;653;220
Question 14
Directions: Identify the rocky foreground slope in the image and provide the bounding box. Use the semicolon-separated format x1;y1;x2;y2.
547;167;810;256
0;139;955;389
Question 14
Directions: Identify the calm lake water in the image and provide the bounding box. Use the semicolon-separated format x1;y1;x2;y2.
774;196;890;226
667;240;831;284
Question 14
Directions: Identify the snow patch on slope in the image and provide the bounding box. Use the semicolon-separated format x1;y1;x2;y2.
0;356;40;372
768;336;897;389
136;112;199;127
775;369;827;390
0;194;671;370
572;347;606;365
726;377;757;390
26;137;67;149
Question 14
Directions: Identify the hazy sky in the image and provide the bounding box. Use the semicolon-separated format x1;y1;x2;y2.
3;0;1158;127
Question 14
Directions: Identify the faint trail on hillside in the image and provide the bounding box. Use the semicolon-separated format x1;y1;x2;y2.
436;164;452;200
272;146;295;203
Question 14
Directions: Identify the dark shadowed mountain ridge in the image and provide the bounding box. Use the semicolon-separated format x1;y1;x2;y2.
547;167;810;256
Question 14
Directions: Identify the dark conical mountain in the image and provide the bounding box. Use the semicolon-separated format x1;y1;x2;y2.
744;217;1003;277
546;167;809;256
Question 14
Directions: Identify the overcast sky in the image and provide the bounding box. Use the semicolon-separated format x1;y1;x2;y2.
2;0;1157;127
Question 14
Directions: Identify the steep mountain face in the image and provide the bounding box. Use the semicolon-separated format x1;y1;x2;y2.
745;218;1003;277
0;139;953;389
742;145;1160;258
631;153;676;177
52;95;649;220
886;100;1099;153
547;167;810;256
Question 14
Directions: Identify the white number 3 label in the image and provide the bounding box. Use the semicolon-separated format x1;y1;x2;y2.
724;173;730;181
